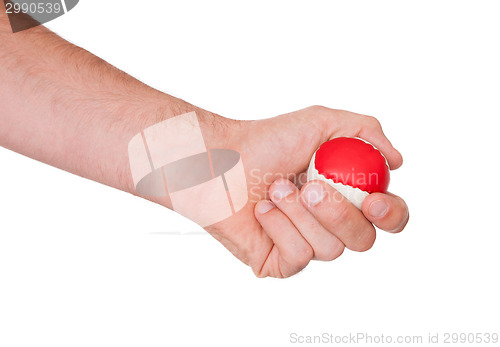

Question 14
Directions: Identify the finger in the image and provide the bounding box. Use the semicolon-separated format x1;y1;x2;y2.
362;192;409;233
327;109;403;170
300;180;376;252
356;114;403;170
269;178;345;261
306;107;403;169
254;200;314;277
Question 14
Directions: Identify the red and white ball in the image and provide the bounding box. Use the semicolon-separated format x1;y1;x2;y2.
307;137;390;209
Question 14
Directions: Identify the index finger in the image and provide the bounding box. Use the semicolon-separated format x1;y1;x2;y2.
355;114;403;170
330;109;404;170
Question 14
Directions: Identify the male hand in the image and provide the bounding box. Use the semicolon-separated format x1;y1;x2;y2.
207;106;409;278
0;11;408;278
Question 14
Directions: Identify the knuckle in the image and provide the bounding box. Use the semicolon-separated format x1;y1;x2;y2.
295;244;314;265
353;228;376;252
365;115;382;129
307;105;328;113
327;201;350;228
317;244;345;261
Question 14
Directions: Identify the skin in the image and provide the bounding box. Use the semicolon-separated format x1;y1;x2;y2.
0;6;409;278
211;108;409;277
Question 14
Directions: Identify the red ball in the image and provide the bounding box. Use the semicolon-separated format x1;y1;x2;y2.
307;137;390;208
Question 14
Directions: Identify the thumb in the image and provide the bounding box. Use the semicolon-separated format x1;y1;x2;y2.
361;192;409;233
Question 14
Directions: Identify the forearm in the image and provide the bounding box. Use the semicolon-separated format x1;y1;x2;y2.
0;14;233;203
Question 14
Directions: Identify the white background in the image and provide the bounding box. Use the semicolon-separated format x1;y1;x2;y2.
1;1;499;346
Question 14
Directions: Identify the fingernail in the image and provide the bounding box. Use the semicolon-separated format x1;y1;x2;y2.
257;200;275;214
369;200;389;218
271;181;294;200
303;184;325;207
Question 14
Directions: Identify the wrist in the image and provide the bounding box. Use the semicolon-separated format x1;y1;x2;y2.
118;96;244;210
